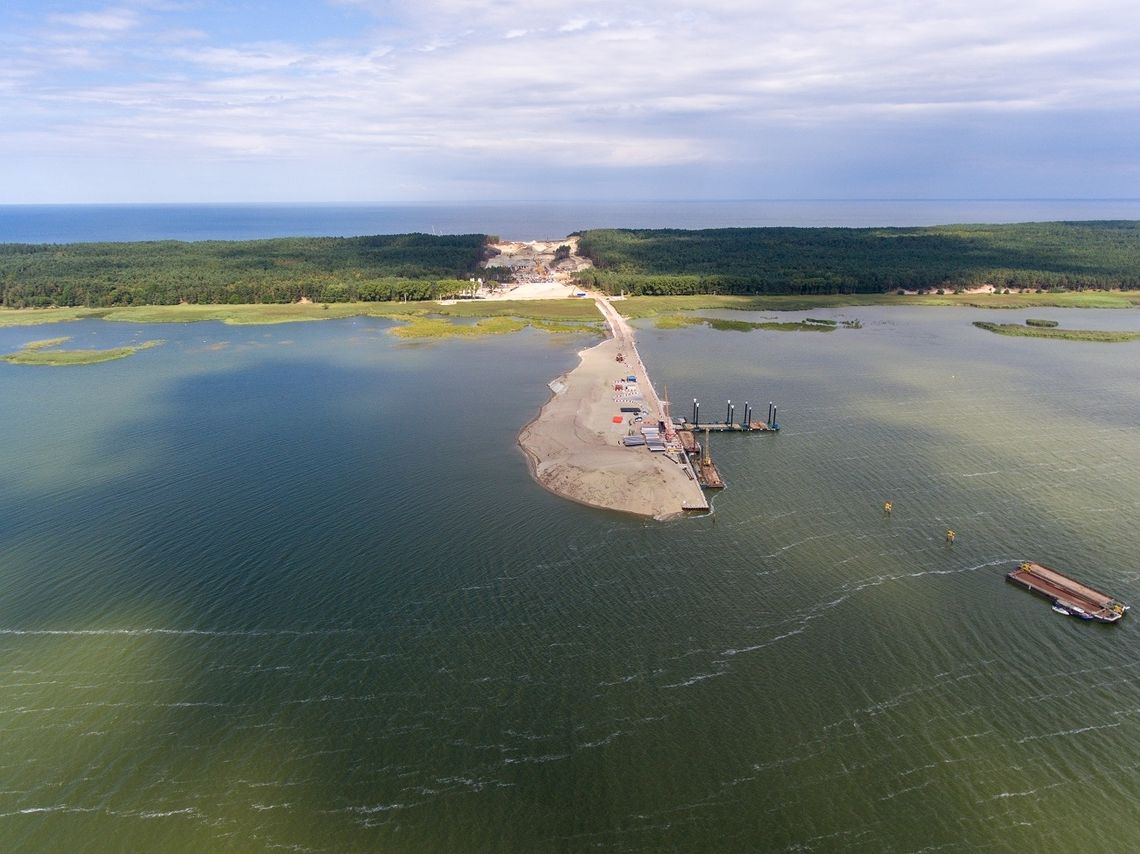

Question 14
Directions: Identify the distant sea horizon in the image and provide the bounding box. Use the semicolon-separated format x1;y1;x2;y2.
2;199;1140;244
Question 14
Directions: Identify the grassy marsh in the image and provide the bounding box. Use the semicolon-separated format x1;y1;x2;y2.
972;321;1140;342
0;290;1135;336
654;314;838;333
618;291;1140;318
390;316;527;338
4;336;164;365
391;314;598;339
0;299;605;330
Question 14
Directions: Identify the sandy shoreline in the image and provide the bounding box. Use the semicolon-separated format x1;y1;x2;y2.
518;297;708;520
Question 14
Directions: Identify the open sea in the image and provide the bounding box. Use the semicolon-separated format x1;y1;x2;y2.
2;199;1140;243
2;203;1140;851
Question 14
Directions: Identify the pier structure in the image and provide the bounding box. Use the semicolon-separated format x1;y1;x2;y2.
598;297;786;503
651;395;784;491
595;297;708;512
678;420;778;433
683;397;780;433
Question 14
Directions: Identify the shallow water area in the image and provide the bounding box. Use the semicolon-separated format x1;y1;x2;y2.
1;309;1139;851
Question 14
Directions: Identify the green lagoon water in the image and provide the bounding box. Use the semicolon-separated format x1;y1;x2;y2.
1;309;1139;851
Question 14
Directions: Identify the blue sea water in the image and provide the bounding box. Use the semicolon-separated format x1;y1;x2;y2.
1;199;1139;243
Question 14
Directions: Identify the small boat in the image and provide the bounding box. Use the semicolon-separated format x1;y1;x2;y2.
1052;602;1094;620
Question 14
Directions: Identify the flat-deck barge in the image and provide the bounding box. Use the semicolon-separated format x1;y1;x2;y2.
695;457;725;489
1006;562;1128;623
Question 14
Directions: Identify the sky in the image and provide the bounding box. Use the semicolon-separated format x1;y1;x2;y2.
2;0;1139;203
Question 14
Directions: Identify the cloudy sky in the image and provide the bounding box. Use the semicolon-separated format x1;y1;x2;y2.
3;0;1139;203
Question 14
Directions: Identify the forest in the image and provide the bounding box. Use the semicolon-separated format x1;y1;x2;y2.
573;222;1140;296
5;223;1140;308
0;233;488;308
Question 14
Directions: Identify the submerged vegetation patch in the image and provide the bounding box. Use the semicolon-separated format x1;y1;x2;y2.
707;318;767;332
527;319;600;334
391;316;525;338
754;320;837;332
972;321;1140;342
4;336;163;365
1025;318;1060;327
654;314;841;333
653;314;708;330
390;315;596;339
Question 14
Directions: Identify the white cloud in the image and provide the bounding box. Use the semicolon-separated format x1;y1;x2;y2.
49;6;139;32
175;45;307;73
5;0;1140;199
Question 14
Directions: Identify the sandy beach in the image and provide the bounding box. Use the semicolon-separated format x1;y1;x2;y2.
518;295;708;520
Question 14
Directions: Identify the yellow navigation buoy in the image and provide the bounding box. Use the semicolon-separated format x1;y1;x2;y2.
946;529;956;543
883;501;892;514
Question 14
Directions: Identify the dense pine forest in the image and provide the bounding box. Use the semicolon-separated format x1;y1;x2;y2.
0;234;488;307
3;222;1140;308
573;222;1140;295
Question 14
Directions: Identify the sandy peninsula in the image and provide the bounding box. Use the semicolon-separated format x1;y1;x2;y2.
517;291;709;520
453;234;707;518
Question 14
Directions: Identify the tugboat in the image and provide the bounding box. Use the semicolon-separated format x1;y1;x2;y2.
1051;602;1094;621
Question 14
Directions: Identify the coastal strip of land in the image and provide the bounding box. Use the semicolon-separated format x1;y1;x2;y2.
518;295;708;520
7;222;1140;313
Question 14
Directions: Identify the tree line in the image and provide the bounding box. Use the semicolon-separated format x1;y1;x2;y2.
573;222;1140;295
0;233;489;308
7;223;1140;308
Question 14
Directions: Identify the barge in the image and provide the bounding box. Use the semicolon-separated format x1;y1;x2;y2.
692;429;724;489
1006;562;1128;623
695;457;725;489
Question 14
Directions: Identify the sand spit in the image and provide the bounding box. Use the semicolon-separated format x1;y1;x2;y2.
518;296;708;520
